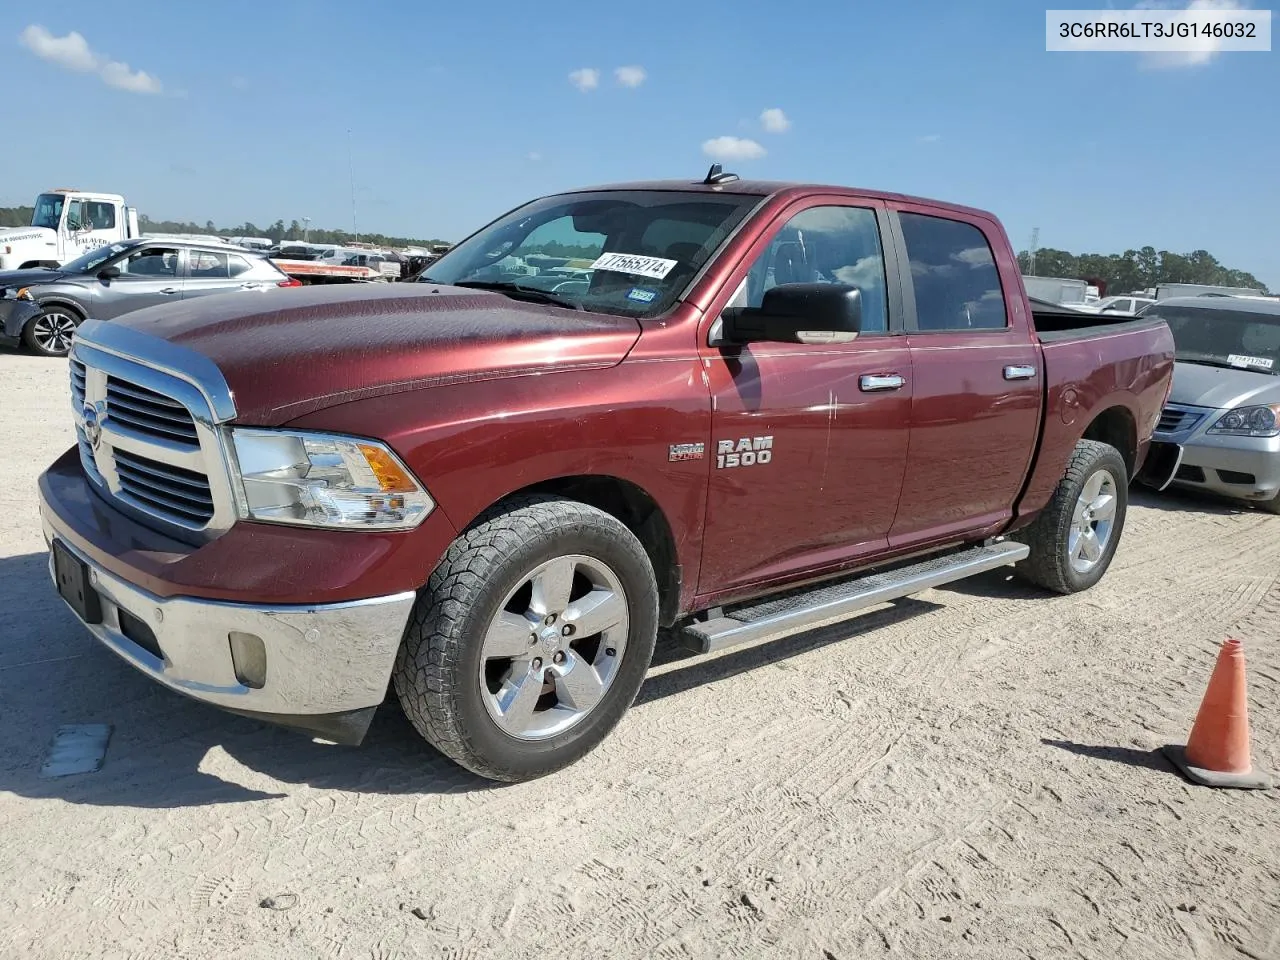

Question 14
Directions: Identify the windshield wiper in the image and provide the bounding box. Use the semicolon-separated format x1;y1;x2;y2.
447;280;584;311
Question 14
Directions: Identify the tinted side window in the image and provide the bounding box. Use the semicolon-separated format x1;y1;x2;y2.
899;213;1006;331
190;251;230;278
744;205;889;334
227;255;254;278
118;247;178;277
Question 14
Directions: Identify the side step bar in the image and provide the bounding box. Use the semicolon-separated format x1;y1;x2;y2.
680;541;1029;655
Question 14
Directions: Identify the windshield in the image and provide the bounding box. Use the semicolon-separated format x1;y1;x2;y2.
423;190;760;317
60;241;134;275
31;194;66;230
1148;303;1280;375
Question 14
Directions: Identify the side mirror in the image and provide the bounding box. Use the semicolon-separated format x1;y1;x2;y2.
98;266;121;281
724;282;863;345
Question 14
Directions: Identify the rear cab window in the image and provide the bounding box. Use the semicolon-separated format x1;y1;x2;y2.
898;212;1008;331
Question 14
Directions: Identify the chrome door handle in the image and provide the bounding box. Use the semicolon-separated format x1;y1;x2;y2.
860;374;905;392
160;287;180;295
1003;365;1036;380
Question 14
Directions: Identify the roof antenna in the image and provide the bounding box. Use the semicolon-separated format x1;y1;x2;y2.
702;163;740;185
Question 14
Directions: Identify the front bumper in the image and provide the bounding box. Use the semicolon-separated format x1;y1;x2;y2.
42;526;416;743
1172;437;1280;502
0;298;39;345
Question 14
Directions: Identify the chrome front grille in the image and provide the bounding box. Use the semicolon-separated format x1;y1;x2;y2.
1155;403;1206;436
114;448;215;525
70;360;86;406
106;377;199;446
68;325;237;543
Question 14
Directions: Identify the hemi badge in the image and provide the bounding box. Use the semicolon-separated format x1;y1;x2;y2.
668;442;705;462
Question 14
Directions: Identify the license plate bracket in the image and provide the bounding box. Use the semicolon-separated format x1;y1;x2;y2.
52;540;103;625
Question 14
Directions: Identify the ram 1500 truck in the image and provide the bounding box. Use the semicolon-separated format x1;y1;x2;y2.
39;169;1175;782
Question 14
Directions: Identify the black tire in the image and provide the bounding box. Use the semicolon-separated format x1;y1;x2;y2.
393;495;659;782
1013;439;1129;594
22;304;82;357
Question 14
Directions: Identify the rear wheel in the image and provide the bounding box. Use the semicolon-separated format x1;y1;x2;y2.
1013;439;1129;594
393;496;658;782
23;306;81;357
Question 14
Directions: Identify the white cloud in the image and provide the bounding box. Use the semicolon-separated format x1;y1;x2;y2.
760;108;790;133
568;68;600;92
526;151;542;162
99;60;162;94
19;24;163;94
230;75;250;91
702;136;766;162
614;65;647;88
918;133;942;143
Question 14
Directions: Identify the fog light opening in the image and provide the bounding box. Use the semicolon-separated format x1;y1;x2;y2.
228;632;267;689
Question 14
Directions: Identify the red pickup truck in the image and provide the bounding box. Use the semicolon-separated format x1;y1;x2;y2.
39;169;1175;781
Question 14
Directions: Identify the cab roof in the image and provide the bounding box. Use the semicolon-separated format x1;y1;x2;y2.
556;177;999;222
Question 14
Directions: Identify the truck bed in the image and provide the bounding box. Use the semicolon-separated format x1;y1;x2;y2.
1030;298;1166;342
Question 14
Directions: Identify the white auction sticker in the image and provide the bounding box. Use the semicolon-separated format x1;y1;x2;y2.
591;252;679;280
1228;353;1274;370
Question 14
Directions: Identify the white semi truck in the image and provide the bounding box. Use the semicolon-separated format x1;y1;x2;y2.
0;189;141;271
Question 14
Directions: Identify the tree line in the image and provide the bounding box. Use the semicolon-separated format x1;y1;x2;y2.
1018;246;1269;295
0;206;448;250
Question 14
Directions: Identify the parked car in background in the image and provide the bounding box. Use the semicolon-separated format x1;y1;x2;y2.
1144;296;1280;512
1077;295;1155;316
0;238;300;356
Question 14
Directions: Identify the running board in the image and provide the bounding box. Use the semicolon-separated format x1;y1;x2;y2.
680;541;1029;655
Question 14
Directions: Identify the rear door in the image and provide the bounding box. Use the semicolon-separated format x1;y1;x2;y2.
184;250;275;299
885;206;1042;547
696;197;913;597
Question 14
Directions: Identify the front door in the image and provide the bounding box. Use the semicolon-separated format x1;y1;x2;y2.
96;245;185;318
697;199;912;599
885;206;1041;546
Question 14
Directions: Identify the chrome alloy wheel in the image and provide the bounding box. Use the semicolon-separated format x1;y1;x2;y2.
479;554;629;740
31;310;79;355
1068;468;1118;574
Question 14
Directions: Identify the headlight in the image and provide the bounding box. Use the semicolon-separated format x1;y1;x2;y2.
1207;404;1280;438
229;428;434;530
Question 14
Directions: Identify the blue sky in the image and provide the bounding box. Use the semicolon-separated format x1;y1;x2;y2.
4;1;1277;287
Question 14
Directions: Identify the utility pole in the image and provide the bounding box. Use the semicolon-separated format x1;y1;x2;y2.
301;217;311;243
347;129;358;242
1029;227;1040;276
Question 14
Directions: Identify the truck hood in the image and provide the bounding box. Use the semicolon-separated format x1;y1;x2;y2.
1170;359;1280;410
112;282;644;424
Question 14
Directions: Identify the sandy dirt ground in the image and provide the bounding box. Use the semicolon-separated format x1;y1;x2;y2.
0;350;1277;960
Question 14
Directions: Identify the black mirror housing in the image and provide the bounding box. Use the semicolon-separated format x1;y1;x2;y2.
725;282;863;345
98;266;120;280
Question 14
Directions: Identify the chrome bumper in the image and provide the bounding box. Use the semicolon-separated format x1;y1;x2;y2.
44;530;416;743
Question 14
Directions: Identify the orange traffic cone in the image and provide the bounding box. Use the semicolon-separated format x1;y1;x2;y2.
1164;638;1271;789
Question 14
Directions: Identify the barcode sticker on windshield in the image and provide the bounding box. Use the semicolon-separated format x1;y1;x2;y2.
1228;353;1274;370
591;252;679;280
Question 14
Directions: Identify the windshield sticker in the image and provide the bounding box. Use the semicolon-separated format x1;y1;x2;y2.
1228;353;1274;370
627;287;658;303
591;252;679;280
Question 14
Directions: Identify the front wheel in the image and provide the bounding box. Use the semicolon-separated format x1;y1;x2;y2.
23;305;81;357
393;496;659;782
1013;439;1129;594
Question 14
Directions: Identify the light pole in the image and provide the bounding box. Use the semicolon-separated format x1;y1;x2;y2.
347;129;358;242
301;217;311;243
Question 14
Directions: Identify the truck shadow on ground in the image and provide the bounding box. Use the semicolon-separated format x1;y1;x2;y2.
1128;485;1253;517
0;550;940;808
